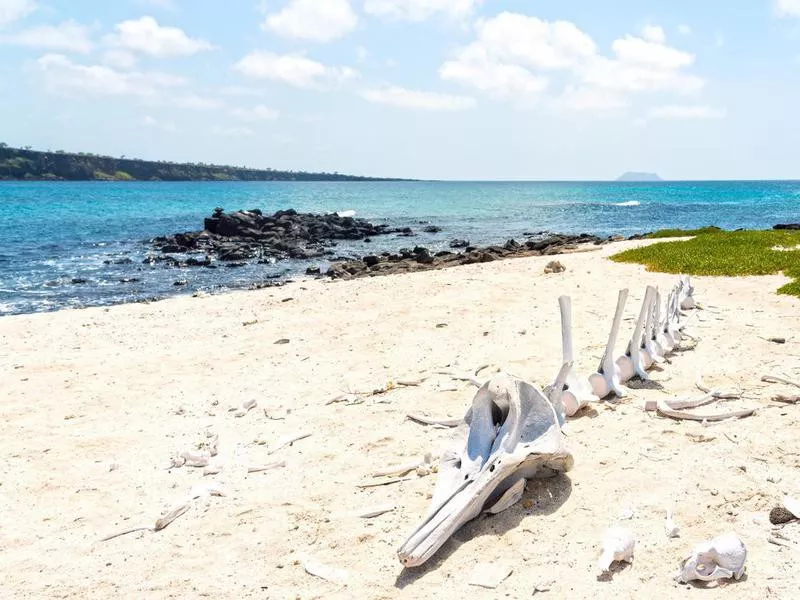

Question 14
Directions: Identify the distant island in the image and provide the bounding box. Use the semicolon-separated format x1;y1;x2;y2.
616;171;663;182
0;143;396;182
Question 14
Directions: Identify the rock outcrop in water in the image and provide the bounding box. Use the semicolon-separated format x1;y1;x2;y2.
316;233;604;280
150;208;407;263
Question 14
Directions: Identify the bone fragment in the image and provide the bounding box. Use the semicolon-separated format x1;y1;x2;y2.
358;477;413;489
266;433;311;455
356;504;396;518
234;399;257;417
598;526;635;572
406;414;463;427
372;456;428;477
762;375;800;389
247;461;286;473
775;395;800;404
154;502;190;531
655;399;755;422
301;555;349;586
179;450;210;468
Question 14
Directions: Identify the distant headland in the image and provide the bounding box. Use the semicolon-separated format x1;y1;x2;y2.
0;143;399;182
616;171;664;182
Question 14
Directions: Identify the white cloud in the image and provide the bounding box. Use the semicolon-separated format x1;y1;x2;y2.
1;20;94;53
234;51;358;89
34;53;186;98
647;105;726;120
210;125;254;137
775;0;800;18
465;12;597;70
678;24;692;35
230;104;280;120
641;24;666;44
579;55;704;94
364;0;481;21
142;114;178;132
173;94;224;110
102;49;138;69
106;16;214;57
360;86;476;110
0;0;35;28
558;85;629;112
611;35;693;70
440;12;706;110
440;45;548;103
264;0;357;42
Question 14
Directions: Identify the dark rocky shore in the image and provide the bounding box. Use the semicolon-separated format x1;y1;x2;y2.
318;234;607;280
150;207;410;264
149;208;621;283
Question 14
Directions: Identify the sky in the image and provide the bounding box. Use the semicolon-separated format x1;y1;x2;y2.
1;0;800;180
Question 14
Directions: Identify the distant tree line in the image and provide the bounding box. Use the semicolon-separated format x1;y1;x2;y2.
0;143;398;182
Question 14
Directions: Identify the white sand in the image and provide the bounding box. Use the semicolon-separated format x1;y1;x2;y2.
2;240;800;599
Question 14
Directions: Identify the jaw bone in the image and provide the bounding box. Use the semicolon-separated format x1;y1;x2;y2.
643;287;665;365
397;371;573;568
553;296;600;416
589;289;629;398
616;286;656;382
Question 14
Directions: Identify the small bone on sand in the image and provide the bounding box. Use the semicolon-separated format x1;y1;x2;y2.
266;433;311;455
247;461;286;473
301;555;349;585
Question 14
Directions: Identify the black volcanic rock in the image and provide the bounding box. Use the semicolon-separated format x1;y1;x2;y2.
153;208;409;267
774;223;800;230
317;233;605;281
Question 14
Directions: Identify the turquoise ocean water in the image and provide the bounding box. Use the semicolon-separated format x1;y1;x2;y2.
1;180;798;315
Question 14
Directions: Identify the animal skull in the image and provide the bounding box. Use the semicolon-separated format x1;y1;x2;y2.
397;371;573;568
674;532;747;584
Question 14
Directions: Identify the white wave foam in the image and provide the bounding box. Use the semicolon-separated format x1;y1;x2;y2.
614;201;640;207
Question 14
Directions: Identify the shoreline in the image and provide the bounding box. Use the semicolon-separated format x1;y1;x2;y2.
3;239;799;598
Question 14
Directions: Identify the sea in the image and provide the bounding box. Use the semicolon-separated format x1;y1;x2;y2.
1;180;798;316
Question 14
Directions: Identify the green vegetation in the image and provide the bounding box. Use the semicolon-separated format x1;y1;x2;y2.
645;226;722;238
0;143;398;182
612;229;800;297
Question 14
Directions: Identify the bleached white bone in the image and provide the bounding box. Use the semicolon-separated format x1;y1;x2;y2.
617;287;654;381
397;373;573;568
655;289;675;354
674;532;747;583
589;289;629;398
598;526;635;572
553;296;600;416
643;287;665;365
667;286;683;341
679;275;696;310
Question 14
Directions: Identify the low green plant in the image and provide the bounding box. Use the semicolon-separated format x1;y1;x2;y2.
611;229;800;297
645;226;722;238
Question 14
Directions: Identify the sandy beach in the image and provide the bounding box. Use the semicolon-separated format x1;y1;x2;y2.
2;239;800;599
